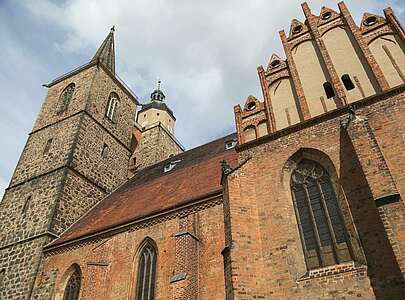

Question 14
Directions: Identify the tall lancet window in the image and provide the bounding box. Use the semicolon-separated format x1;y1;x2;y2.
106;92;119;123
62;265;81;300
290;160;352;270
58;83;75;113
136;241;157;300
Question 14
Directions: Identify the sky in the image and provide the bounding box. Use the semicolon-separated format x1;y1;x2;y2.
0;0;404;199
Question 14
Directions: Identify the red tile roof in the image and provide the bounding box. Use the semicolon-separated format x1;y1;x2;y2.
50;133;238;246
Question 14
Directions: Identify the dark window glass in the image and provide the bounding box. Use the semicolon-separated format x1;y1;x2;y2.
323;82;335;99
341;74;355;91
58;83;75;113
62;267;81;300
291;159;352;269
136;242;157;300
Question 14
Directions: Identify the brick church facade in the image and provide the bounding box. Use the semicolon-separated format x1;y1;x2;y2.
1;2;405;299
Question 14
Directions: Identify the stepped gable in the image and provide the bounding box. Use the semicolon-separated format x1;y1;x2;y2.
51;133;238;246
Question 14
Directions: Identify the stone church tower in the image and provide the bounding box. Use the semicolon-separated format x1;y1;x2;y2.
130;80;184;172
0;28;138;299
1;1;405;299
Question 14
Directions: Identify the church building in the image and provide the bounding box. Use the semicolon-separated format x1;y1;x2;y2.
0;1;405;299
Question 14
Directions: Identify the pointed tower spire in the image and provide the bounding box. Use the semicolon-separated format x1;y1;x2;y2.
91;26;116;74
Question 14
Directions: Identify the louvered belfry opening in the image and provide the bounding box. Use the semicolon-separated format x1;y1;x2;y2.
136;242;157;300
290;159;352;270
62;266;81;300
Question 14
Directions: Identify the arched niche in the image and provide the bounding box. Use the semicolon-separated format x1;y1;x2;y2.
369;34;405;88
269;78;300;129
243;126;257;142
322;26;376;102
292;40;333;117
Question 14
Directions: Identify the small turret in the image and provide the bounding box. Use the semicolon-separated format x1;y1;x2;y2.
137;79;176;134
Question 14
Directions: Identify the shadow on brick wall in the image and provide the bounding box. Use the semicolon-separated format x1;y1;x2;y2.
339;129;405;299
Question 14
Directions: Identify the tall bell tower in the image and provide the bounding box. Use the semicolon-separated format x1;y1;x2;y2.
0;28;138;299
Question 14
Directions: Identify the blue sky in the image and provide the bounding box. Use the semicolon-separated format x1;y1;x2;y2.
0;0;404;198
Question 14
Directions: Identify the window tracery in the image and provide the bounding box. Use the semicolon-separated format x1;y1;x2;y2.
291;159;352;269
106;93;119;123
62;266;81;300
136;242;157;300
57;83;75;113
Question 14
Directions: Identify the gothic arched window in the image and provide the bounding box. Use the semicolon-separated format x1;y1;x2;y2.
341;74;355;91
62;266;81;300
290;159;352;270
106;93;119;123
323;82;335;99
136;241;157;300
58;83;75;113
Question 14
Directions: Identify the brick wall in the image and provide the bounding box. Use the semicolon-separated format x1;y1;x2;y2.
224;87;405;299
32;199;225;300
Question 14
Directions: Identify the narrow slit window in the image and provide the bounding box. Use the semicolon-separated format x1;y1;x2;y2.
323;82;335;99
0;269;5;291
341;74;355;91
22;195;32;214
44;138;53;155
101;143;109;158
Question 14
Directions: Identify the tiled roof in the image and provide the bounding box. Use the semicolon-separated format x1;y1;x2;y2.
50;133;238;246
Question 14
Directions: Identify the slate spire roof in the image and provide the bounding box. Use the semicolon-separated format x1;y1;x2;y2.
91;26;116;74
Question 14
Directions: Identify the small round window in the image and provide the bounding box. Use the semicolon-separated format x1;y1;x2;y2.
322;11;332;20
364;16;377;26
271;60;281;68
247;102;256;111
293;25;302;34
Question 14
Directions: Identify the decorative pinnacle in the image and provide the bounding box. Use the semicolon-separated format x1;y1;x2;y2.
221;160;232;175
110;25;115;32
156;77;161;90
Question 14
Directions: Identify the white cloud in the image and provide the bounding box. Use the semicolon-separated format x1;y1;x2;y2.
18;0;403;146
6;0;405;152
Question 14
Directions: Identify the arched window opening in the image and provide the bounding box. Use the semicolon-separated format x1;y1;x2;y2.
136;242;157;300
246;101;256;111
58;83;75;113
62;266;81;300
323;82;335;99
106;93;119;123
290;159;352;270
257;122;268;138
341;74;355;91
243;126;256;143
